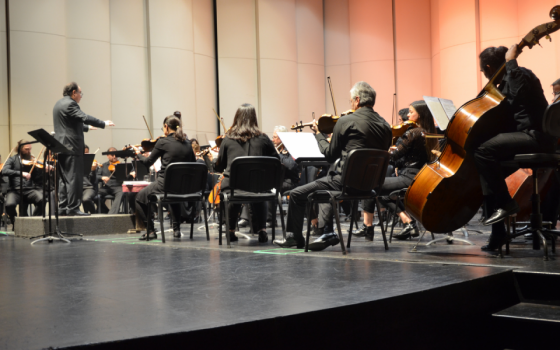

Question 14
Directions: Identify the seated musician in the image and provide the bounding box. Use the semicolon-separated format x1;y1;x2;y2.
473;45;556;251
83;145;98;214
213;103;279;243
396;108;409;124
97;147;126;214
274;81;392;250
355;100;437;241
131;116;195;240
1;141;45;228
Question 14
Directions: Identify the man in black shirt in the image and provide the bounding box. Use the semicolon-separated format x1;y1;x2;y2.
474;45;556;251
98;147;125;214
274;81;392;249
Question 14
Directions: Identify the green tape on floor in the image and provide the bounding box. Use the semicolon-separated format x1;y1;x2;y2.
254;248;304;255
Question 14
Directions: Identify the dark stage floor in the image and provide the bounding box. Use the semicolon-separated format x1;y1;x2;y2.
0;213;557;349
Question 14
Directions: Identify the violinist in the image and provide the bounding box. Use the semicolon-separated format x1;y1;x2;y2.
274;81;392;250
0;141;44;228
551;78;560;104
355;100;437;241
397;108;409;124
131;116;195;240
473;45;556;251
82;145;98;214
97;147;125;214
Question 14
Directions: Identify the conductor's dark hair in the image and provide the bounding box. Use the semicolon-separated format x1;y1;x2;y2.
398;108;409;122
552;78;560;86
163;115;187;142
479;46;508;72
63;82;79;97
227;103;262;143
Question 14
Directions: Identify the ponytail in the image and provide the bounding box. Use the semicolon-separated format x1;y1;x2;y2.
163;115;187;142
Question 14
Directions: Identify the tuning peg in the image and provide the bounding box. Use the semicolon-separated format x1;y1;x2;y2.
546;34;552;41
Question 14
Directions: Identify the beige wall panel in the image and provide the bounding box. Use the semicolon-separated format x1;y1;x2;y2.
431;52;441;97
324;0;350;67
258;0;297;61
149;0;193;51
349;0;393;63
110;0;147;47
0;34;7;128
111;45;150;133
66;0;110;41
438;0;476;50
194;54;217;135
259;59;298;134
216;0;256;59
67;39;112;121
193;0;215;57
83;128;113;155
296;0;324;65
324;65;352;116
0;126;9;160
351;60;395;123
150;48;196;129
11;124;54;146
297;64;326;121
10;31;67;126
430;0;440;57
10;0;66;36
107;129;151;152
395;0;431;61
396;59;432;108
439;42;477;106
479;0;518;42
217;58;259;128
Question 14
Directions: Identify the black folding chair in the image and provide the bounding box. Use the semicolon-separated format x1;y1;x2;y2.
219;157;285;248
147;162;209;243
305;149;390;255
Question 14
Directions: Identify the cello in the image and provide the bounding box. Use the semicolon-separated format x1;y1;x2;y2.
405;6;560;233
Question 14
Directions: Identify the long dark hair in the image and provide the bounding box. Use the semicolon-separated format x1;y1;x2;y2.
479;46;507;75
410;100;438;160
163;115;186;142
227;103;262;142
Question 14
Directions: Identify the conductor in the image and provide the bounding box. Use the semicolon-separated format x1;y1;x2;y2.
53;82;115;216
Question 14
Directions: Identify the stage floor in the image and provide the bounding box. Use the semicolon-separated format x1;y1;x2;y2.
0;213;555;349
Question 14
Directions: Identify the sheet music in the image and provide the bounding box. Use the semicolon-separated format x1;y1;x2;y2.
423;96;454;130
277;132;325;159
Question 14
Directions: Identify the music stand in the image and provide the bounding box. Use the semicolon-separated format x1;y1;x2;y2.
27;129;73;245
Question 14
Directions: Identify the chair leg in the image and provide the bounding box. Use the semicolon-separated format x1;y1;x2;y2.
224;199;231;248
331;197;347;255
278;192;286;240
376;198;389;250
159;202;165;243
190;206;195;239
505;216;511;255
270;200;275;242
305;201;312;252
218;204;223;246
347;201;356;248
202;200;210;241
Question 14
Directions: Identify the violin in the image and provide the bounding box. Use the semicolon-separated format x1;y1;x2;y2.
208;175;224;204
405;6;560;233
108;160;121;173
391;120;418;145
197;145;219;158
126;137;162;153
91;160;99;171
292;110;354;134
275;142;288;155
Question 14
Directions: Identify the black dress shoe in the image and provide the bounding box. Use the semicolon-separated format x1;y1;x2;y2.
365;226;375;241
273;233;304;248
308;232;340;251
67;210;90;217
393;222;418;240
258;230;268;243
238;219;249;228
481;233;506;251
311;226;324;237
354;224;369;237
483;201;519;226
229;232;238;242
173;231;182;238
139;232;157;241
58;210;67;217
266;221;278;228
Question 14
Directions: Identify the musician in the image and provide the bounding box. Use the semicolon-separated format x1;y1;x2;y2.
274;81;392;250
97;147;125;214
82;145;98;214
213;103;279;243
131;116;195;240
551;78;560;104
53;82;114;216
1;141;44;227
355;100;437;241
396;108;409;124
475;45;556;251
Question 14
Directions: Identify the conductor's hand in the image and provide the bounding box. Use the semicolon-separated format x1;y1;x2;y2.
102;176;110;184
105;120;115;127
88;125;98;131
131;146;141;155
23;172;31;180
505;44;520;62
311;119;319;134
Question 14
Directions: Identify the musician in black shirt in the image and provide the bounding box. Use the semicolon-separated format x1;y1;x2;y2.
274;81;392;249
83;145;98;214
97;147;125;214
474;45;556;251
132;116;195;240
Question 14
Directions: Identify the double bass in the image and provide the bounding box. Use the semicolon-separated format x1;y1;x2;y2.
405;6;560;233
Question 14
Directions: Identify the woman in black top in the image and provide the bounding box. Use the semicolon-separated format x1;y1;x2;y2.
131;116;195;240
213;103;279;243
356;100;437;240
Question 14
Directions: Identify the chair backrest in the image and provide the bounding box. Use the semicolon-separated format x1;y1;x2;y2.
163;162;208;196
229;156;282;194
340;149;390;194
542;100;560;138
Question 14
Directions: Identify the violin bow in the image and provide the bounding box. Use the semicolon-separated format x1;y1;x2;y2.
143;115;154;140
29;146;46;175
327;77;338;116
212;108;228;134
94;147;100;154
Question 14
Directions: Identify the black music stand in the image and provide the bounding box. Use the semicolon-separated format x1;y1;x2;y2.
27;129;73;245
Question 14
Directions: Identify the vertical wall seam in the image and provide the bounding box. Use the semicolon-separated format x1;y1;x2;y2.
108;1;113;141
392;0;398;117
255;0;262;127
5;0;11;150
475;0;481;91
322;0;327;113
213;0;220;137
145;0;154;133
191;0;198;138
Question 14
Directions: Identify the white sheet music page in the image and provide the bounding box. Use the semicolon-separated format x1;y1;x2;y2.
276;132;325;160
438;98;457;121
423;96;452;130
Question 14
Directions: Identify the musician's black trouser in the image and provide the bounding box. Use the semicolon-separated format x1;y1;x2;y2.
99;185;124;214
82;188;97;214
5;189;43;226
58;154;83;213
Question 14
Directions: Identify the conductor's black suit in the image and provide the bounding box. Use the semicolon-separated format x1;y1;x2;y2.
53;96;105;213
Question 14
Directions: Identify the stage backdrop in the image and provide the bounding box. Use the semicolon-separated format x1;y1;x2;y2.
1;0;560;158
